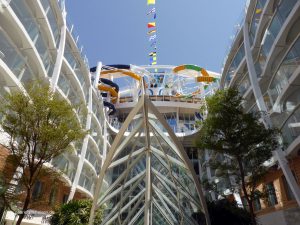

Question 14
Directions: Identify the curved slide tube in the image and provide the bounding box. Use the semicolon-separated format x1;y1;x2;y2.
98;78;119;114
90;64;130;73
104;64;130;70
173;64;209;76
101;69;141;81
100;78;119;92
103;101;116;116
195;112;204;121
98;85;118;103
173;64;215;83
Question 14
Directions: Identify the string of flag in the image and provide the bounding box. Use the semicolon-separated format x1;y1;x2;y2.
147;0;157;65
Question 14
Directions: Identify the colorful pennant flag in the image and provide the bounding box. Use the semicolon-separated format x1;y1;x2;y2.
147;8;156;15
149;52;156;56
149;34;156;41
147;0;155;5
150;41;156;47
147;22;156;28
147;29;156;35
147;1;157;65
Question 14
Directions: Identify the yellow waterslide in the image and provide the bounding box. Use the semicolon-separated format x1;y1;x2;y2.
101;69;141;81
98;85;118;104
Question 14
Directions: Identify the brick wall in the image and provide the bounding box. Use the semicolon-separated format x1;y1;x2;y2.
254;155;300;217
0;145;91;212
0;146;16;184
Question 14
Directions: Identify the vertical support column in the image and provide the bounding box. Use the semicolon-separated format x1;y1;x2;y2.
176;107;179;133
243;21;300;207
50;2;67;90
68;86;93;201
102;116;107;166
143;96;151;225
144;149;151;225
93;61;102;89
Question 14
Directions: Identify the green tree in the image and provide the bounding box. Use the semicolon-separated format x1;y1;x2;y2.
0;82;86;225
192;199;252;225
50;199;103;225
196;88;279;225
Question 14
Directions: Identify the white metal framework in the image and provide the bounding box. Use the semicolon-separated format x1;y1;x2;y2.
89;93;210;225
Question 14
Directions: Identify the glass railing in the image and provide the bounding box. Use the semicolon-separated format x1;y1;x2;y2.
281;106;300;147
253;0;298;77
65;19;90;69
86;143;100;170
270;88;300;128
0;30;37;84
64;43;86;91
79;172;94;193
263;92;273;111
243;93;256;112
52;154;77;181
10;0;54;77
221;2;247;72
57;71;84;121
109;112;200;135
40;0;60;47
90;122;103;153
92;99;105;125
260;0;298;68
224;43;245;88
238;73;251;96
268;36;300;104
249;0;267;45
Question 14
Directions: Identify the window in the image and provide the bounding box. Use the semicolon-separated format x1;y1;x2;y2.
32;180;43;200
62;194;68;204
253;193;261;211
241;196;250;211
266;182;278;206
193;161;200;175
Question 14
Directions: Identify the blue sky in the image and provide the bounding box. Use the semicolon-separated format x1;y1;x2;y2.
66;0;246;73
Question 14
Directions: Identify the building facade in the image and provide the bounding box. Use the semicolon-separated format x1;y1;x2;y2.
0;0;106;224
221;0;300;224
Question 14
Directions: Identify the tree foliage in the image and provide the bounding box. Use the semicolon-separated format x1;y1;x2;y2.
196;88;279;225
50;199;104;225
0;82;86;225
193;199;252;225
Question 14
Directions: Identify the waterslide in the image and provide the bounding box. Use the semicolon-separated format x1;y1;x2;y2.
90;65;141;116
173;64;215;82
101;69;141;81
98;78;119;115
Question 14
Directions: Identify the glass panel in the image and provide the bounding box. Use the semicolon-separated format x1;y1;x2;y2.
268;36;300;103
0;30;35;83
261;0;297;58
10;0;54;76
249;0;267;45
266;182;278;206
238;73;250;96
64;43;86;87
281;106;300;146
224;43;245;88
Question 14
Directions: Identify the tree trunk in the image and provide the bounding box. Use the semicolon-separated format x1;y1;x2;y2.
237;158;257;225
248;200;257;225
16;187;31;225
